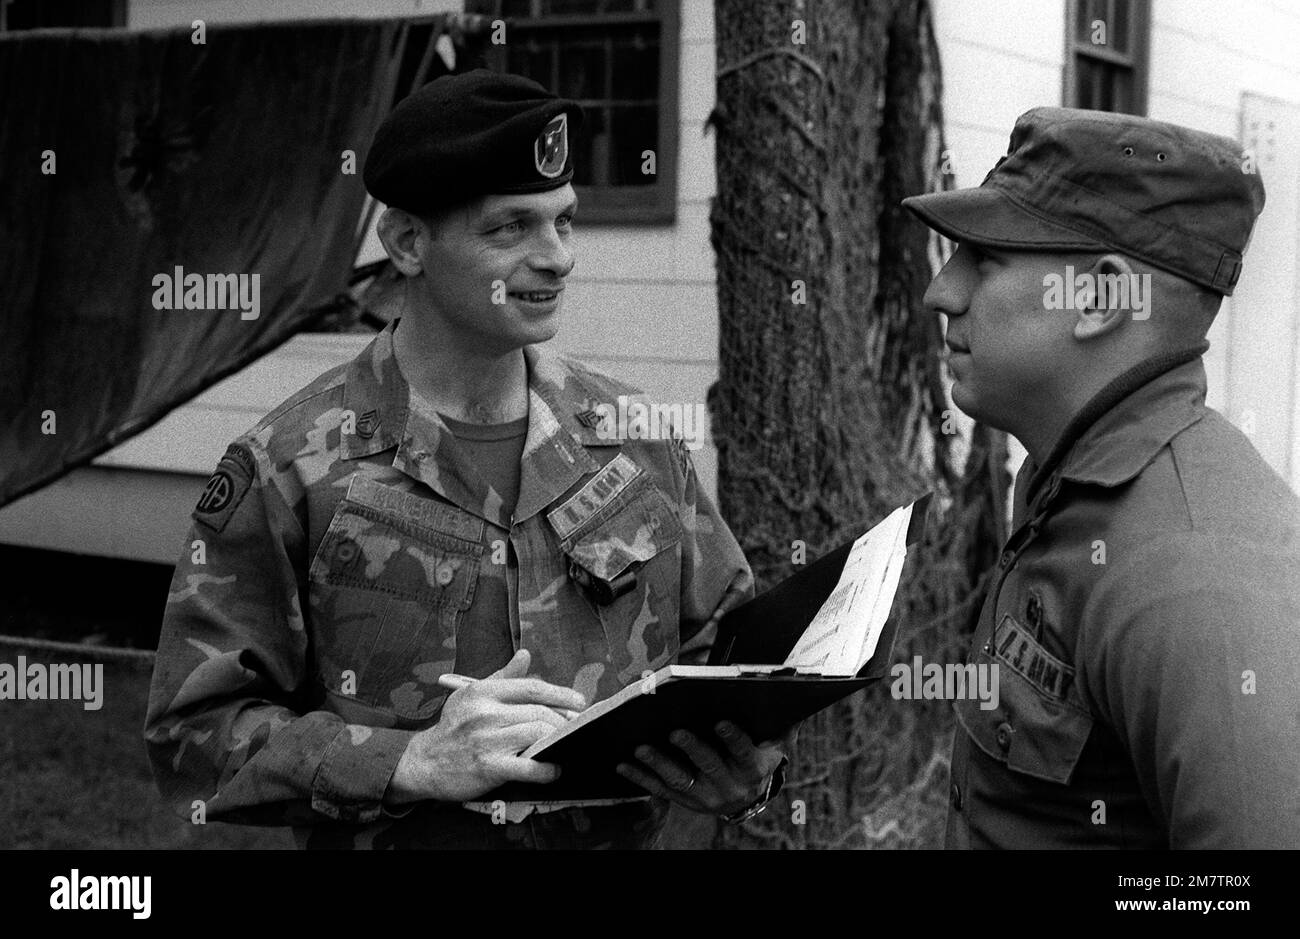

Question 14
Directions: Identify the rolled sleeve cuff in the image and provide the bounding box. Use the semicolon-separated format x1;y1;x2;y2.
310;724;414;824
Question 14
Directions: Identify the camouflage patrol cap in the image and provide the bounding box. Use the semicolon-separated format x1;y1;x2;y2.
363;69;584;214
902;107;1266;296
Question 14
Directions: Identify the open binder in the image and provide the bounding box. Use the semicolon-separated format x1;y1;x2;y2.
487;493;932;802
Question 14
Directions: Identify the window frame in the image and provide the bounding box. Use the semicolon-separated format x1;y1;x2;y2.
468;0;680;226
1062;0;1150;116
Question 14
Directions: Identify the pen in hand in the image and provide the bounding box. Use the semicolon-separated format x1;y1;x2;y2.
437;673;582;721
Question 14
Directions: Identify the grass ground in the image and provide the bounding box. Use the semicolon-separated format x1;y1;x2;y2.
0;546;289;848
0;647;291;849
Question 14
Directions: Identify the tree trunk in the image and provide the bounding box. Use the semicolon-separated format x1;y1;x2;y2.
705;0;1009;849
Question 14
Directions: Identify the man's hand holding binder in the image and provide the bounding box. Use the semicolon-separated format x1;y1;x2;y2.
611;568;789;820
614;720;788;820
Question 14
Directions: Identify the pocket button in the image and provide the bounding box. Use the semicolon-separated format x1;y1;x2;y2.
435;560;456;587
995;721;1014;751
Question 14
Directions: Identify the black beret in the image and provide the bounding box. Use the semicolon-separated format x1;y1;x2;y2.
363;69;584;214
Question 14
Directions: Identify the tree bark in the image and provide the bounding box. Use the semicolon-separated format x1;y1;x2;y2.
705;0;1009;849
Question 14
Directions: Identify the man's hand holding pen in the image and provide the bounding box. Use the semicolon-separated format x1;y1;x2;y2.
385;648;584;804
387;648;787;821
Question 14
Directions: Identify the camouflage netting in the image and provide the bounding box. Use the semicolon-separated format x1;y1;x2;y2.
708;0;1010;848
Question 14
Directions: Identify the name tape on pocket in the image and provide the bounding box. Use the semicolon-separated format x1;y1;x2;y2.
993;614;1075;700
547;452;643;541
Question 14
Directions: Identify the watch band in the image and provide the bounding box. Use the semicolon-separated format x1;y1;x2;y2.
720;756;788;824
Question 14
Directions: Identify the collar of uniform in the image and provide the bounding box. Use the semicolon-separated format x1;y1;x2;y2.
339;323;518;528
340;322;408;460
339;327;609;526
512;343;606;524
397;382;513;528
1026;342;1209;504
523;343;619;448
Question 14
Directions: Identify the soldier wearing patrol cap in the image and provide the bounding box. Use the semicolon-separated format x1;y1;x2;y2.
903;107;1300;848
146;69;786;849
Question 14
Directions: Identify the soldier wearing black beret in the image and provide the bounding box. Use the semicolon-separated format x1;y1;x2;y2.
904;107;1300;848
147;70;785;850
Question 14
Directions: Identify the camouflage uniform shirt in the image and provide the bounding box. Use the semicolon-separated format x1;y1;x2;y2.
145;322;752;849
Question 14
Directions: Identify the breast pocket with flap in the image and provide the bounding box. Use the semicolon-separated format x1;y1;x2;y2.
954;613;1094;785
308;476;483;725
547;453;684;684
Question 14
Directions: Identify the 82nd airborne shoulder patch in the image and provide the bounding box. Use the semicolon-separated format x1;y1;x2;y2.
194;443;256;533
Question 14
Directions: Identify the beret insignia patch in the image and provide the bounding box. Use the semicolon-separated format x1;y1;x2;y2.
535;113;568;179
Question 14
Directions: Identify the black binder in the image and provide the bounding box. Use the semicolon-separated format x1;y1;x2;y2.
487;494;932;803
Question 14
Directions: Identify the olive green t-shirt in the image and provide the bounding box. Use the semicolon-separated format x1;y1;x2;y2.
438;413;529;677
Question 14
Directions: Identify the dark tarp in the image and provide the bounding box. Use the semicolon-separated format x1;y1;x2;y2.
0;16;483;508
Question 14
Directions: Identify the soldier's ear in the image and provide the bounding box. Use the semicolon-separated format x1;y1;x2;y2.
377;208;427;277
1073;254;1136;341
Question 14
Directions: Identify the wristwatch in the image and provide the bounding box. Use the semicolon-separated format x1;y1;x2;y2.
720;756;788;825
